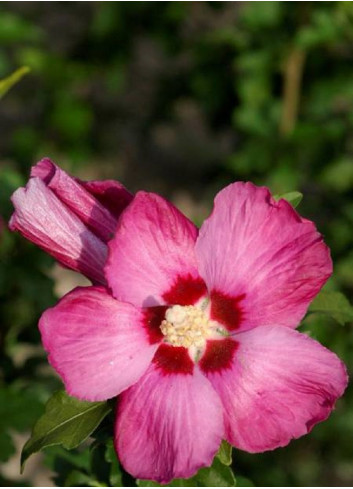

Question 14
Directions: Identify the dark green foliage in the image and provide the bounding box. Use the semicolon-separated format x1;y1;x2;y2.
0;385;43;462
137;458;236;487
0;2;353;486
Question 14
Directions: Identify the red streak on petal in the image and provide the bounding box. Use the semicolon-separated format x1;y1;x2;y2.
210;290;245;331
143;306;166;344
199;338;238;374
153;343;194;375
162;274;207;306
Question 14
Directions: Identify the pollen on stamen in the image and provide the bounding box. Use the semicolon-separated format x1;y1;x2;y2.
160;304;216;351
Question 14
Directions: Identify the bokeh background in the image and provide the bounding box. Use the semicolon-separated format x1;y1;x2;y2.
1;2;353;486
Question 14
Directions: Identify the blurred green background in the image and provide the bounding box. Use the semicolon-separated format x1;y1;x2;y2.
1;2;353;486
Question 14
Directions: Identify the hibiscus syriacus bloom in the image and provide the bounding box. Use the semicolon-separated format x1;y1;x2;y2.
11;174;347;483
9;158;132;284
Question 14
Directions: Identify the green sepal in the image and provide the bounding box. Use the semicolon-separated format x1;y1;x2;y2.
273;191;303;208
216;440;233;466
137;455;236;487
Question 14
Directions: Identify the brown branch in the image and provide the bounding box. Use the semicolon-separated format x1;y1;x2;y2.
280;47;306;136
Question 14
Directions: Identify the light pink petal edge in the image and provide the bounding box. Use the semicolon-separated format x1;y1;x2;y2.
32;158;121;243
203;325;347;452
196;182;332;331
39;286;158;401
10;178;107;284
105;191;201;308
115;363;224;483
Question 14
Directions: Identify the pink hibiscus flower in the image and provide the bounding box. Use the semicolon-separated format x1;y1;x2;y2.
12;174;348;483
9;158;133;284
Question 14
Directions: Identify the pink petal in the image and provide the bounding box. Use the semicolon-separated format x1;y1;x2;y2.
82;179;133;220
201;325;347;452
115;363;224;483
32;158;132;242
196;182;332;331
10;178;107;284
106;191;205;308
33;159;133;220
39;286;159;401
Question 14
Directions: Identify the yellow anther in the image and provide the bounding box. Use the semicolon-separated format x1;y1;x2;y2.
160;304;213;350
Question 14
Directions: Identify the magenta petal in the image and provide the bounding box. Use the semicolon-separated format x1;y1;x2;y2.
115;364;224;483
39;286;158;401
31;158;131;242
204;325;347;453
196;182;332;331
106;191;202;307
10;178;107;284
82;179;133;220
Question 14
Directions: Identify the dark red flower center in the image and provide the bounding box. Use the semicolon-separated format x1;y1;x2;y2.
199;338;239;373
210;290;245;331
162;274;208;306
145;275;245;375
143;306;166;344
153;343;194;375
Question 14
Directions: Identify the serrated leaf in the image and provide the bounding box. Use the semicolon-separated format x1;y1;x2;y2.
308;290;353;325
21;391;111;471
0;66;30;99
273;191;303;208
216;440;232;466
137;457;236;487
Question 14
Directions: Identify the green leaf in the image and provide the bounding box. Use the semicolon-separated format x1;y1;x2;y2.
235;476;255;486
273;191;303;208
138;479;193;487
21;391;111;472
189;459;236;487
137;457;236;487
63;469;97;487
0;66;30;99
90;441;111;485
216;440;233;466
105;441;123;487
43;445;90;487
308;290;353;325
